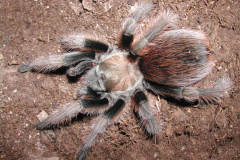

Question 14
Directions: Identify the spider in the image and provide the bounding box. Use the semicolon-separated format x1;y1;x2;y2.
18;3;232;160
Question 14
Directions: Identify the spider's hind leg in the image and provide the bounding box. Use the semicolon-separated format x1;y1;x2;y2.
144;77;232;104
182;77;232;103
130;10;177;55
120;3;152;48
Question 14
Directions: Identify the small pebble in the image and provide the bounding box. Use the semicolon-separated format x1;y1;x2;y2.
8;60;18;65
153;153;158;159
217;66;223;71
37;110;49;121
0;53;3;60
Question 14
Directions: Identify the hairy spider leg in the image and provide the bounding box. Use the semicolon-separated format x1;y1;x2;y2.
130;10;177;55
18;51;95;73
182;77;232;103
121;3;152;48
133;91;159;136
144;77;232;104
77;86;102;100
60;35;109;52
37;98;109;130
67;60;95;77
143;80;183;99
77;99;126;160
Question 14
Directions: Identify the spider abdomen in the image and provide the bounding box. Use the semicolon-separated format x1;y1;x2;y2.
139;29;215;87
98;52;143;92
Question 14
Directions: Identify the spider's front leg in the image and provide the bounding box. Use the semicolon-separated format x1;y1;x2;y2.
77;98;126;160
18;51;96;73
133;90;159;136
18;35;110;74
60;35;110;52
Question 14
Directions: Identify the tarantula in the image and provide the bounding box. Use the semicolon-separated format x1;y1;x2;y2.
18;3;231;160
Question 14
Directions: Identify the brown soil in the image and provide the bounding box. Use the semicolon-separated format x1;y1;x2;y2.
0;0;239;160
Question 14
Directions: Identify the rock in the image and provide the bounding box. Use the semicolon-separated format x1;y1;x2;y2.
166;122;172;136
8;60;18;65
0;53;3;60
37;110;49;121
69;1;83;16
82;0;118;14
82;0;96;12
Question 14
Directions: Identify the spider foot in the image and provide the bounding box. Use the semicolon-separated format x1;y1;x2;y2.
18;64;30;73
183;76;233;103
37;101;83;130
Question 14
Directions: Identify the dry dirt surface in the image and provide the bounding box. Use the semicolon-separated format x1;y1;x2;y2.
0;0;240;160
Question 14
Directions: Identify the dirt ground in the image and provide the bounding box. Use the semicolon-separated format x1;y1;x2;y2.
0;0;239;159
